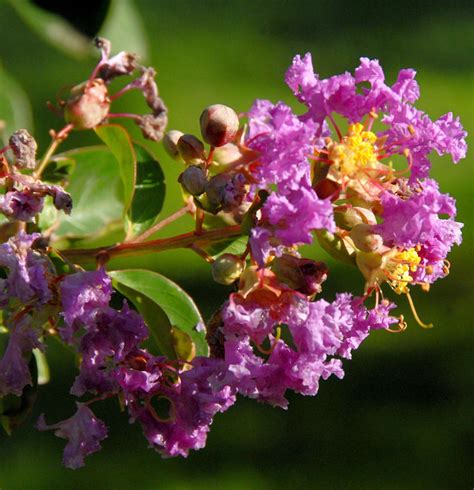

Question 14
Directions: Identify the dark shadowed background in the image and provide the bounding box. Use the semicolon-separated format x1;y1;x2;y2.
0;1;472;489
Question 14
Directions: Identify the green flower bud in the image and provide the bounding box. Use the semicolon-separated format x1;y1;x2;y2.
200;104;239;147
177;134;205;163
350;223;383;253
211;253;245;285
178;166;207;196
163;130;184;160
64;79;110;130
334;206;377;230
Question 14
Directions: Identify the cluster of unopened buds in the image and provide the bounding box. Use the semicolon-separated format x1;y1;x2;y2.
0;40;466;468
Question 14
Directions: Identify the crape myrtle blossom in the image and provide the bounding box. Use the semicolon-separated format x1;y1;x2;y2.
0;315;43;397
285;53;467;180
244;100;335;265
0;232;55;397
118;352;235;457
0;44;466;469
53;269;236;460
375;178;462;284
221;277;398;408
37;403;108;469
0;232;52;306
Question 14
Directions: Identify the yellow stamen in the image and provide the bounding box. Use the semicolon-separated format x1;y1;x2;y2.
328;122;378;175
406;291;433;329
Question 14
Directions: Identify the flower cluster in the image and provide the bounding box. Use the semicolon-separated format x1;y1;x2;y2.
0;43;466;469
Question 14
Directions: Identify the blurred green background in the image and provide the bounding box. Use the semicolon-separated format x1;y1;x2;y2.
0;1;472;488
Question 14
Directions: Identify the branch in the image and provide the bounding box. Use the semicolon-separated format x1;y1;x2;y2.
60;225;243;265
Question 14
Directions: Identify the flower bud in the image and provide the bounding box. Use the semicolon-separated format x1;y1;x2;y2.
350;223;383;253
9;129;37;169
334;206;377;230
64;79;110;130
163;130;184;160
272;254;328;296
177;134;205;163
211;253;245;285
200;104;239;147
178;166;207;196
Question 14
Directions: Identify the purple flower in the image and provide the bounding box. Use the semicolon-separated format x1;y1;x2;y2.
376;179;462;283
0;190;44;222
60;269;112;342
381;105;467;180
0;316;43;396
221;290;397;407
123;356;235;457
262;184;335;244
0;232;51;306
71;304;148;396
284;53;467;179
246;100;322;189
37;403;108;469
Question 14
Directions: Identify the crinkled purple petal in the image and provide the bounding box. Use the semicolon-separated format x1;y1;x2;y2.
37;403;107;469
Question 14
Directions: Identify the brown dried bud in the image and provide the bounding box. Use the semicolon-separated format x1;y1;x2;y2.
136;112;168;142
99;51;138;81
64;79;110;130
211;253;245;285
163;130;184;160
200;104;239;147
272;254;328;297
177;134;205;163
9;129;37;169
178;166;207;196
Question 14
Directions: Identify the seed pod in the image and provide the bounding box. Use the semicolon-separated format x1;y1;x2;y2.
163;130;184;160
178;166;207;196
177;134;205;163
64;79;110;130
211;253;245;285
350;223;383;253
200;104;239;147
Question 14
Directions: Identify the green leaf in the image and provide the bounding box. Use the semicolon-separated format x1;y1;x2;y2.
8;0;92;59
55;146;124;241
42;157;76;184
98;0;149;60
207;235;248;259
126;143;165;238
0;64;33;144
170;327;196;362
95;124;136;215
110;269;208;357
